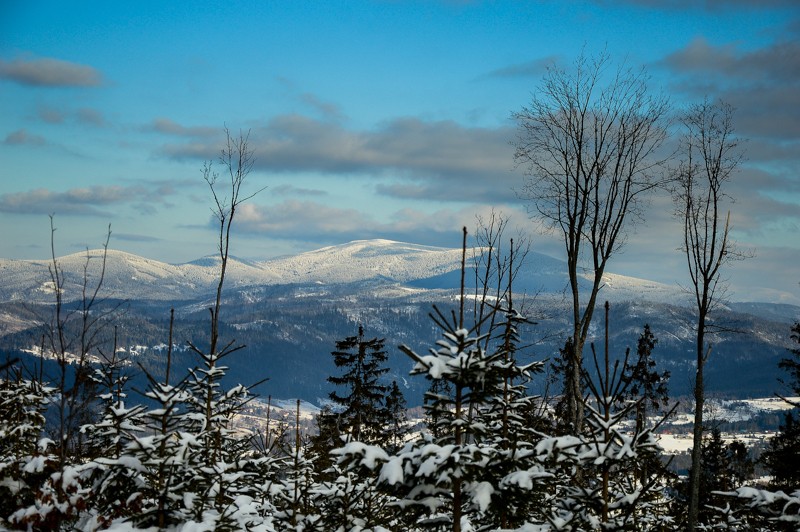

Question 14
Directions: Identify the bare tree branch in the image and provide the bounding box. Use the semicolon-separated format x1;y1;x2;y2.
675;99;748;530
513;51;671;431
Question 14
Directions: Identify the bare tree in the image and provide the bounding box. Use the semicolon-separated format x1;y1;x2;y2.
675;99;746;530
46;217;121;463
192;126;263;447
470;210;531;353
202;126;263;356
513;51;670;431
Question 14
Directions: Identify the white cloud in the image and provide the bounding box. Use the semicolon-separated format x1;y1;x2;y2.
161;114;522;204
0;55;103;87
0;185;175;216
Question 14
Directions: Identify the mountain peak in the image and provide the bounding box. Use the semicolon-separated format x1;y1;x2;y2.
0;240;773;308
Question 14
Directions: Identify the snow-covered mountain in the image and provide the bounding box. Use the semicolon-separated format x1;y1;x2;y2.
0;249;277;303
263;239;466;285
0;239;689;306
1;239;797;403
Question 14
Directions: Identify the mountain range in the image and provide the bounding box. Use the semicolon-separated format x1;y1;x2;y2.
0;239;798;405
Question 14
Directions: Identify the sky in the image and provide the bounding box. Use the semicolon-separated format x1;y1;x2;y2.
1;0;798;305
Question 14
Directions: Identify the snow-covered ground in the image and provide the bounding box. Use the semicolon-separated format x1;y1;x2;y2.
658;396;799;454
669;397;799;426
658;431;779;454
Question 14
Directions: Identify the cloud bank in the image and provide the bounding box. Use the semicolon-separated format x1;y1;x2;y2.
159;115;520;203
0;185;175;216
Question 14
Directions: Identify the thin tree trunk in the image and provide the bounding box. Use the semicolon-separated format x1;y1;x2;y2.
688;325;710;531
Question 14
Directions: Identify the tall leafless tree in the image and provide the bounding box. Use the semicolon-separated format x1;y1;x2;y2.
46;218;121;463
470;210;531;353
513;51;670;431
675;100;746;530
192;127;264;464
202;127;263;356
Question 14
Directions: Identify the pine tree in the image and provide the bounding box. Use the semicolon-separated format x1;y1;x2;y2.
693;431;755;527
698;428;735;524
389;230;530;530
309;404;340;477
619;323;673;489
704;320;800;529
423;376;453;442
541;303;675;530
315;453;396;531
182;338;260;528
312;327;401;530
273;441;323;530
81;336;147;526
761;412;800;492
0;364;56;529
384;380;408;452
471;294;548;530
622;324;671;434
272;403;323;531
762;321;800;492
778;322;800;398
324;325;389;445
728;440;754;487
125;365;194;529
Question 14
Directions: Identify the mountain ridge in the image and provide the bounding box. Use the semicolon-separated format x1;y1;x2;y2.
0;239;699;307
1;239;798;403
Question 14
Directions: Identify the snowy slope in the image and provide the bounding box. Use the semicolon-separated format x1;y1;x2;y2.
3;240;796;403
262;239;465;284
0;249;278;303
0;238;705;306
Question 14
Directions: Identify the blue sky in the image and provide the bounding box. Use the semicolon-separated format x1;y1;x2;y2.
1;0;798;304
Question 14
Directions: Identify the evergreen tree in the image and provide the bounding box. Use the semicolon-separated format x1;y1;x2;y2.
309;404;340;477
761;412;800;492
392;317;506;530
389;229;535;530
473;305;548;530
125;367;193;529
550;337;577;435
778;322;800;398
704;319;800;529
375;228;550;531
619;323;673;490
313;327;405;530
548;304;675;531
621;323;670;434
423;376;453;442
698;428;735;524
315;453;396;531
324;325;389;445
728;440;754;487
384;380;408;452
272;409;323;531
181;339;259;529
762;321;800;492
81;342;147;526
0;365;56;529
